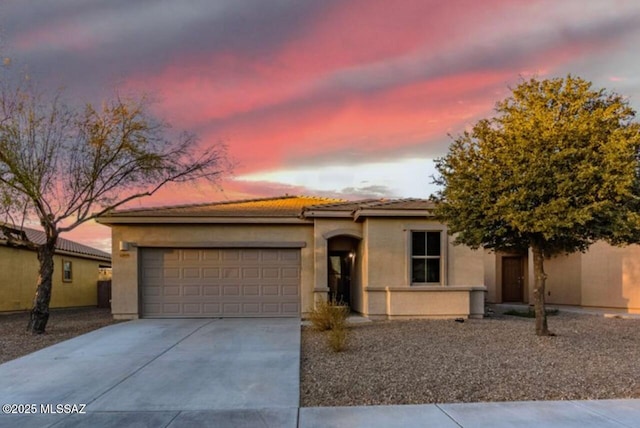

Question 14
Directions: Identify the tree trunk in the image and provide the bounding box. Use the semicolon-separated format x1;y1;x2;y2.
531;244;553;336
28;238;57;334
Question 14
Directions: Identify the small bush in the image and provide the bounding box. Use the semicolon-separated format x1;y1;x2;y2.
308;299;350;331
504;308;559;318
327;326;347;352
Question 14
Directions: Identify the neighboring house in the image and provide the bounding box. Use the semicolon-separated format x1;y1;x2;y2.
485;244;640;313
97;196;486;320
0;224;112;312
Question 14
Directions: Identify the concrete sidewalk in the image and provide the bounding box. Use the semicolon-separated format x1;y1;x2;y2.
300;399;640;428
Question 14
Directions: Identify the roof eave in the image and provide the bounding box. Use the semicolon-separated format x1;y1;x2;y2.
353;209;435;221
300;210;354;219
97;216;313;225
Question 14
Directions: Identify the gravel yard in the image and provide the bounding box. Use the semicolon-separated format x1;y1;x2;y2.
301;311;640;406
0;307;119;364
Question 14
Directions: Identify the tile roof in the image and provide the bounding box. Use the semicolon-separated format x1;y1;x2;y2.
303;198;434;213
0;224;111;262
358;198;436;210
105;196;346;217
303;199;380;211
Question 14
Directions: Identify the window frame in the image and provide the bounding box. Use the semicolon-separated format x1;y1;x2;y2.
62;259;73;283
408;228;446;286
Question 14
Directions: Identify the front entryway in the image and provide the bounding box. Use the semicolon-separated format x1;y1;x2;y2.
328;251;352;305
502;256;524;302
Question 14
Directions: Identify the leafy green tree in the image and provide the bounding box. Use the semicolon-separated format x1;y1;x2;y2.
434;75;640;335
0;81;229;334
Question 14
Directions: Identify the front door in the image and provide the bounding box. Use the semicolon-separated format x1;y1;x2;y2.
328;252;351;305
502;256;524;302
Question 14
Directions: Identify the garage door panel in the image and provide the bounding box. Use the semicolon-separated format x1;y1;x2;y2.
183;285;201;296
182;249;200;261
280;251;300;262
242;250;260;261
203;285;220;296
262;285;279;296
222;285;241;296
242;267;260;278
222;268;240;279
203;303;221;314
281;267;300;279
203;268;220;278
141;248;301;318
243;285;260;296
223;250;241;261
282;285;298;296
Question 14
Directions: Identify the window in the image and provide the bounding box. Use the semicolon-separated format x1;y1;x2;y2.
62;260;73;282
411;231;441;284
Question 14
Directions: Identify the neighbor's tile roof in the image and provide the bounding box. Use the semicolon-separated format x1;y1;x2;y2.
0;224;111;262
106;196;347;217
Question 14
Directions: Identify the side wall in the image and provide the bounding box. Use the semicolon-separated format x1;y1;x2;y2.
543;252;581;306
110;223;315;319
0;246;102;311
484;243;640;312
581;242;640;312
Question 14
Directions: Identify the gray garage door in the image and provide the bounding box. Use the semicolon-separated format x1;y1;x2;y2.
140;248;300;318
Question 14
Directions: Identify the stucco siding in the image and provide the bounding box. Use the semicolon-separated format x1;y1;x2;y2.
364;218;411;287
544;252;581;306
110;223;315;319
483;250;498;302
447;236;484;286
581;242;640;312
0;246;102;312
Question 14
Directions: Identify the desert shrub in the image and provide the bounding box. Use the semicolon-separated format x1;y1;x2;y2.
327;326;347;352
308;299;350;331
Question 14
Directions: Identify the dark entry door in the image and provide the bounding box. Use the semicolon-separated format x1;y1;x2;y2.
502;256;524;302
328;252;351;305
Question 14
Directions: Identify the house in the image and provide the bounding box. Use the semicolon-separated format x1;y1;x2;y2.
484;244;640;313
0;224;112;312
97;196;486;320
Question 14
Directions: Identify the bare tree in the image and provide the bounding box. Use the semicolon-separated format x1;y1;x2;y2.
0;83;230;333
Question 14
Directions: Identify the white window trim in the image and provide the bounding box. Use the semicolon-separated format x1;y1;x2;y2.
405;225;447;286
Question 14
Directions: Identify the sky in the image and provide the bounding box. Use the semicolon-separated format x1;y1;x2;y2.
2;0;640;252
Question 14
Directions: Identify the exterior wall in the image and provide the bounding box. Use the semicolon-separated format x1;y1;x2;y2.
363;218;484;288
544;252;581;306
581;242;640;312
483;250;498;302
0;246;103;312
110;223;315;319
485;242;640;312
361;218;485;319
366;286;485;319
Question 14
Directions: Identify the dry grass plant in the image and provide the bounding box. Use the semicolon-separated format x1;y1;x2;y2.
308;299;349;331
308;298;350;352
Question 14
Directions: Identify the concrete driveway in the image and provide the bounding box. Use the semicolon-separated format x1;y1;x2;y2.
0;318;300;428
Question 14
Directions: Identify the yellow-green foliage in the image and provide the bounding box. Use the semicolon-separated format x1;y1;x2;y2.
434;75;640;256
434;75;640;336
308;299;350;331
327;326;347;352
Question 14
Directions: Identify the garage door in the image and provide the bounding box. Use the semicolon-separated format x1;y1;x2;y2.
140;248;300;318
